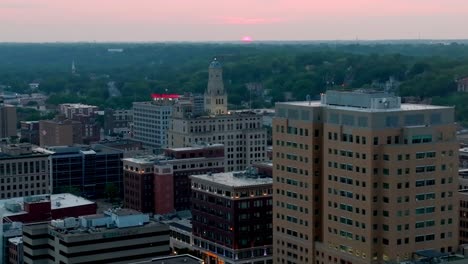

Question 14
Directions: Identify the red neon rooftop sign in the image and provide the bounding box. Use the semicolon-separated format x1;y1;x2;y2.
151;94;180;99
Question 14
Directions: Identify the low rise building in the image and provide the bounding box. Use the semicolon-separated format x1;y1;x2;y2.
160;143;224;211
103;108;133;136
457;77;468;92
8;236;23;264
22;209;170;264
35;144;123;198
59;103;98;119
98;138;146;158
58;104;100;144
72;113;100;144
18;93;47;109
2;222;23;264
20;121;40;145
0;193;96;223
190;169;273;264
123;144;224;214
0;193;96;264
168;219;193;253
156;211;194;254
129;254;203;264
0;143;50;199
39;116;82;147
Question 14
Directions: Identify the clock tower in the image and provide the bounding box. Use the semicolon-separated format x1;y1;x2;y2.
204;58;227;115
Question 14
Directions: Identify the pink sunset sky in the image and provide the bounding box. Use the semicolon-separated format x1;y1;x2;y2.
0;0;467;42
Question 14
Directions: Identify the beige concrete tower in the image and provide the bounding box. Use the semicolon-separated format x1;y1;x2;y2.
273;90;459;264
204;58;227;115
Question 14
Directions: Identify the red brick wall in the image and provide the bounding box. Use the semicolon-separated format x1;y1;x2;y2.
154;172;174;214
6;202;96;223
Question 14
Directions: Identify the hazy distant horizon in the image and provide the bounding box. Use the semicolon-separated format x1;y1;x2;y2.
2;39;468;44
1;0;468;42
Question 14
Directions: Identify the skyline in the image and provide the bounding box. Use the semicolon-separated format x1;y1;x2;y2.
1;0;468;42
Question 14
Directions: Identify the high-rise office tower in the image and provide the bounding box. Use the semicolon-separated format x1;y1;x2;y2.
133;97;175;153
273;90;459;263
168;60;267;172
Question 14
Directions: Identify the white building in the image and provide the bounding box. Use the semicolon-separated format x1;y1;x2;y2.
23;209;170;264
133;98;175;152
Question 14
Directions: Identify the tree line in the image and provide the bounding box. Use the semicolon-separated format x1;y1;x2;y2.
1;42;468;124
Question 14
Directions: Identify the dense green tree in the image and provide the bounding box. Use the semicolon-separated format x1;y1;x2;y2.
104;183;119;202
3;42;468;123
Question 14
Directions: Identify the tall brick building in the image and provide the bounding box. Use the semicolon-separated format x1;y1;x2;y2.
190;170;273;264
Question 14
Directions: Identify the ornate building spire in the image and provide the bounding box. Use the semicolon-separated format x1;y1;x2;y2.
204;58;227;115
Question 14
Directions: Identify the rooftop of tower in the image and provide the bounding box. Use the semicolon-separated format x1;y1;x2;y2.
209;58;222;68
190;170;272;188
278;89;452;112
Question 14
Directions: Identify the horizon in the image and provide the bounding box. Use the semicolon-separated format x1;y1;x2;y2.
1;38;468;44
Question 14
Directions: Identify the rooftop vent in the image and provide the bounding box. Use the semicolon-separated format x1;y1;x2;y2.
5;202;21;213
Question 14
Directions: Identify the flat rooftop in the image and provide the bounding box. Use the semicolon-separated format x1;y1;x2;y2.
60;103;97;108
460;147;468;153
51;219;164;236
0;151;49;160
230;108;275;114
169;143;224;152
130;254;203;264
254;161;273;167
0;193;95;218
112;208;143;216
123;155;161;164
124;146;224;164
178;111;262;120
280;101;451;112
168;219;192;233
191;171;272;188
51;193;95;209
8;236;22;245
90;144;123;154
0;143;49;159
133;101;175;106
34;144;123;155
